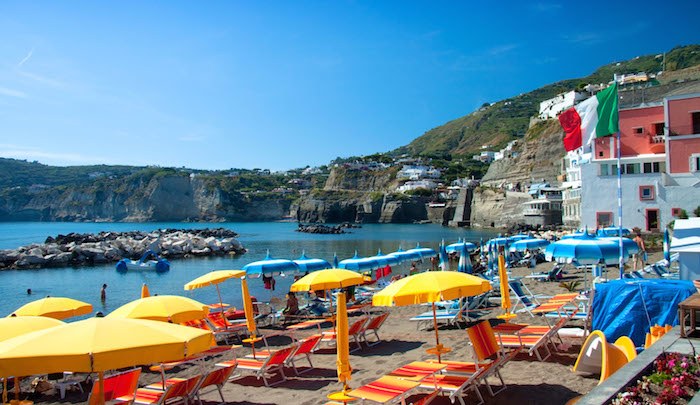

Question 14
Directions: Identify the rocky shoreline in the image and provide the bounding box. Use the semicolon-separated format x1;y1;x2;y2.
0;228;246;270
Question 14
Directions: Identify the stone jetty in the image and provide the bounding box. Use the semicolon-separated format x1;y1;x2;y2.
296;223;347;234
0;228;246;270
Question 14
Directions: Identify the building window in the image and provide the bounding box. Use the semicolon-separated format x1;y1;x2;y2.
596;212;613;228
672;208;682;217
639;185;655;201
643;162;662;173
693;112;700;135
653;123;665;135
633;127;644;134
691;154;700;172
623;163;640;174
600;164;609;176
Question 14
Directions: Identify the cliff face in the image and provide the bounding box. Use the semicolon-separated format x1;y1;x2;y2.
481;120;565;187
0;175;290;222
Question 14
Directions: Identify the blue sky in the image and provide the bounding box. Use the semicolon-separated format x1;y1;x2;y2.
0;1;698;171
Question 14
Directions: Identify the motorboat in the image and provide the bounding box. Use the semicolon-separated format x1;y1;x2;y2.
116;250;170;272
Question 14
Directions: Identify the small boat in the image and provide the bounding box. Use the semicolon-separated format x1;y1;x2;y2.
116;250;170;272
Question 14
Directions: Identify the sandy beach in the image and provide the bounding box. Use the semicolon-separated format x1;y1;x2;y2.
25;251;667;405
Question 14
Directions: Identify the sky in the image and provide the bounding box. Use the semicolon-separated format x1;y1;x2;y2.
0;1;698;171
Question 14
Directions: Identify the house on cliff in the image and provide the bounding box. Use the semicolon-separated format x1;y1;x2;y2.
578;91;700;232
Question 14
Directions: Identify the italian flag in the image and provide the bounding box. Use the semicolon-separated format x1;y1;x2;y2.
558;83;619;152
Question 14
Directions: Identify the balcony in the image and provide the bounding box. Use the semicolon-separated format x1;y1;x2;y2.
650;135;665;144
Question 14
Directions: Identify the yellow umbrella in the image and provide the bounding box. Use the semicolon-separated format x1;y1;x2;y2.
0;316;65;403
497;254;516;321
327;291;354;402
0;317;212;405
12;297;93;320
0;316;65;342
141;283;151;298
289;268;366;292
290;268;367;330
373;271;491;362
240;276;260;356
106;295;210;324
184;270;246;326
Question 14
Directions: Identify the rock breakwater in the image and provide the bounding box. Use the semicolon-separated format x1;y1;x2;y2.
0;228;246;270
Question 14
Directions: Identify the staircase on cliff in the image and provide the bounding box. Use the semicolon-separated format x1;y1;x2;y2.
448;187;472;227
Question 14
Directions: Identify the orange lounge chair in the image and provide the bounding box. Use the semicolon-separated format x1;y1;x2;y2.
360;312;390;347
144;375;203;405
321;316;369;352
345;376;421;404
425;320;513;400
193;365;237;405
495;314;573;362
121;377;192;405
246;334;323;375
87;368;141;405
222;345;296;387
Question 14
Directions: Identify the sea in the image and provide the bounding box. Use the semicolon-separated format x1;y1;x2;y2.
0;222;498;319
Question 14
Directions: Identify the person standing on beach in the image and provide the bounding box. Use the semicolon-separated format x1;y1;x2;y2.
100;284;107;302
633;233;646;270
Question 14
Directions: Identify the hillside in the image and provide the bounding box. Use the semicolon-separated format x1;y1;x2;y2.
396;44;700;158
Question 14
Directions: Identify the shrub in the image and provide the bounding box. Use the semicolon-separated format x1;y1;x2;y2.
679;209;689;219
694;206;700;217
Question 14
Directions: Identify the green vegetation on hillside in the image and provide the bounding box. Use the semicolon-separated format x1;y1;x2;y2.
0;159;141;188
396;44;700;160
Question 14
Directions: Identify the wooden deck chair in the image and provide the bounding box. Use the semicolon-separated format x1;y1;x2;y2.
193;365;236;405
360;312;390;347
87;368;141;405
248;334;323;375
224;345;296;387
345;376;420;404
144;375;203;405
321;316;369;352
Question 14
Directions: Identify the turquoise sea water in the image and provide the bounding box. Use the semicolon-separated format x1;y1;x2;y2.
0;222;498;319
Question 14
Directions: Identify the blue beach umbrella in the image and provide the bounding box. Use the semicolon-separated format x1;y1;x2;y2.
544;233;627;266
599;237;639;256
510;234;531;241
457;243;472;273
438;241;449;271
445;241;477;253
367;251;400;267
479;238;486;261
388;247;422;264
405;243;437;259
338;252;381;271
509;238;550;252
597;226;631;237
487;237;511;252
663;228;671;264
243;251;300;278
333;253;339;268
293;251;332;273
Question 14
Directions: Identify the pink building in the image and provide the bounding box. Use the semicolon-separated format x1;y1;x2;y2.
581;92;700;232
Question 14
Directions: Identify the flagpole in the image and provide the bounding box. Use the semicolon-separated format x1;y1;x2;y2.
616;85;624;279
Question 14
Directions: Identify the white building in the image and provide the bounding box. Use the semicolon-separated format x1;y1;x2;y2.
396;165;441;181
397;180;438;193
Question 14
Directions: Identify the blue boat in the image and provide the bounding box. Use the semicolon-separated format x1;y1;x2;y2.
116;250;170;272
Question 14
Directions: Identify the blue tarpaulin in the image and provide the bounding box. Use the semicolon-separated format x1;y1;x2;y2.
592;279;695;347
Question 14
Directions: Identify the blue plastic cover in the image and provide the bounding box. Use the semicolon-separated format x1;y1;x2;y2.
592;279;695;346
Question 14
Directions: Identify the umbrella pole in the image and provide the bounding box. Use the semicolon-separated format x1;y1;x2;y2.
432;303;441;363
328;289;335;333
215;285;228;326
99;371;105;405
13;377;18;401
3;377;7;404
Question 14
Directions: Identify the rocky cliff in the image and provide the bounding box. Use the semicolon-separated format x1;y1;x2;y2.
0;174;290;222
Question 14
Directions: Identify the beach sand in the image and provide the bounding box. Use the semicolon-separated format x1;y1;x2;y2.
28;251;667;405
